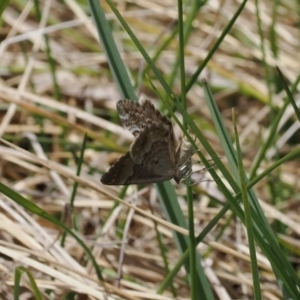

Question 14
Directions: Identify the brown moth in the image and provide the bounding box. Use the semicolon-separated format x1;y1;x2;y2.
101;99;194;185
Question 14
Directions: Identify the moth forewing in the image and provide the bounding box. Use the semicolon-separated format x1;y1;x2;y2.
117;99;171;137
129;124;176;177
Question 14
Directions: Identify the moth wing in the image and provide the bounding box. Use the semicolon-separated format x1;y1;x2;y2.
117;99;171;137
101;152;171;185
130;124;176;177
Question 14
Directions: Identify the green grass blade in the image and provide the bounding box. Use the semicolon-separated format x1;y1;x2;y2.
61;133;88;246
155;222;177;297
88;0;136;100
177;0;197;298
158;203;232;293
250;67;300;179
14;267;43;300
156;181;213;298
277;67;300;122
163;0;205;98
249;97;289;179
250;147;300;189
0;0;9;18
201;80;272;227
0;181;103;281
33;0;61;102
185;0;247;93
233;112;262;300
105;0;174;99
270;1;279;58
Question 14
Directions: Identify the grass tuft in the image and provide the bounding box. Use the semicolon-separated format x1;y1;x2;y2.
0;1;300;299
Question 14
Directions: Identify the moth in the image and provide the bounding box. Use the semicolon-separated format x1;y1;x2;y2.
101;99;194;185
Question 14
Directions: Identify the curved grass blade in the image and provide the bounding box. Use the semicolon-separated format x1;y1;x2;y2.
202;80;272;228
0;181;103;281
250;67;300;179
61;133;88;247
233;111;262;300
185;0;247;93
277;67;300;123
105;0;174;99
14;267;43;300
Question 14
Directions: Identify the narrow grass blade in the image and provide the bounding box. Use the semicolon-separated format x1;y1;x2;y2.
250;147;300;189
254;0;272;103
185;0;247;93
61;133;88;246
202;80;271;228
105;0;174;99
249;97;289;179
269;1;279;58
158;204;231;293
178;0;197;298
164;0;205;97
277;67;300;122
88;0;136;100
0;0;9;18
14;267;43;300
250;67;300;179
233;111;262;300
156;181;213;299
155;221;177;297
0;182;103;281
33;0;61;102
